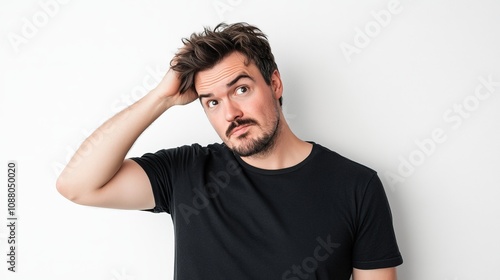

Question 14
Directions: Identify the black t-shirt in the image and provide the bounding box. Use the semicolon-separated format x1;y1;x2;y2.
131;142;403;279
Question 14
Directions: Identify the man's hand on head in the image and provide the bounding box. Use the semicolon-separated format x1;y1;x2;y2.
150;65;198;106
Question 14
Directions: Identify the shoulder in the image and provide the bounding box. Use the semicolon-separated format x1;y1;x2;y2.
161;143;234;164
156;142;229;156
133;143;231;164
311;142;377;182
311;143;388;203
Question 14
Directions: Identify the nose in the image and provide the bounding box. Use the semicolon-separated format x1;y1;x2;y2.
224;100;243;122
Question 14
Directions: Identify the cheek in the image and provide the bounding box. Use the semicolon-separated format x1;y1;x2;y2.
258;100;279;121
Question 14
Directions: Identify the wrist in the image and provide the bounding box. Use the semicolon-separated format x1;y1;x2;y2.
144;89;176;113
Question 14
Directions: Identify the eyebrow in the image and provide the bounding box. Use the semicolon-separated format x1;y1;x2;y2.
198;73;254;101
198;93;214;100
227;73;254;87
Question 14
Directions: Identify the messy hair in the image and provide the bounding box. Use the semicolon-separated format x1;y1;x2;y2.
171;22;281;105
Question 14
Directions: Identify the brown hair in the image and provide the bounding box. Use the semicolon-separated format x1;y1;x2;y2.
171;22;281;105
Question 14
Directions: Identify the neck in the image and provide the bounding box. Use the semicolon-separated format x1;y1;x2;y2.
239;119;313;170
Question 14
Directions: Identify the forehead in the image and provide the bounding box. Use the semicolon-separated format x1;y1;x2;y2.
195;52;257;94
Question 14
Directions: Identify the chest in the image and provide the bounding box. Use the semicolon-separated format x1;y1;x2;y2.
172;170;356;278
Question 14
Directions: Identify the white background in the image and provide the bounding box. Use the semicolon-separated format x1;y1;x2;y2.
1;0;499;279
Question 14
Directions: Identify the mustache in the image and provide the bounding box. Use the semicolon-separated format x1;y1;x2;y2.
226;118;258;137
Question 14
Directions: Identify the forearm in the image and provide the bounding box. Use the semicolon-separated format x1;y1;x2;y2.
56;90;173;200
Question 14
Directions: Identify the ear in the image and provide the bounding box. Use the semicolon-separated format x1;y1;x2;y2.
270;69;283;100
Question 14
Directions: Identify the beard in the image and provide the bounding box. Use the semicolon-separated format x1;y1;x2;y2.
226;110;281;158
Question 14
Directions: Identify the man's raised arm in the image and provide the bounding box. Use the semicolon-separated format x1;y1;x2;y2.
56;67;197;210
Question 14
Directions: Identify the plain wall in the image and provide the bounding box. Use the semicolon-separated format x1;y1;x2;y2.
1;0;499;279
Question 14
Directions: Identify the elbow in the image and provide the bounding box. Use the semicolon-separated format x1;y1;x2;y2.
56;175;80;203
56;175;99;206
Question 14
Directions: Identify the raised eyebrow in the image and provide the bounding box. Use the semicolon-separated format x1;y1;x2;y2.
198;93;214;101
198;74;254;101
226;74;254;87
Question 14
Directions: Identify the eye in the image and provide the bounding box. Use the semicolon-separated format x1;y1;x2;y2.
207;100;218;108
235;86;248;95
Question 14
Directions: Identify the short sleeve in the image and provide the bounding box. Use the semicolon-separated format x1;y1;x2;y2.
352;173;403;269
130;148;178;214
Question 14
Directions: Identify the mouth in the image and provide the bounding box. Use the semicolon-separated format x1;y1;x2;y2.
226;119;258;138
229;124;252;138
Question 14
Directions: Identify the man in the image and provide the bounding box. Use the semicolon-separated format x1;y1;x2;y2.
57;22;403;279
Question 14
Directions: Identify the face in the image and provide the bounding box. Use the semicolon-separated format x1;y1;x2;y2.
195;52;283;157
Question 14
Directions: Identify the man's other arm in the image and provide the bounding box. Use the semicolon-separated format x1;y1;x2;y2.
352;267;397;280
56;68;197;209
